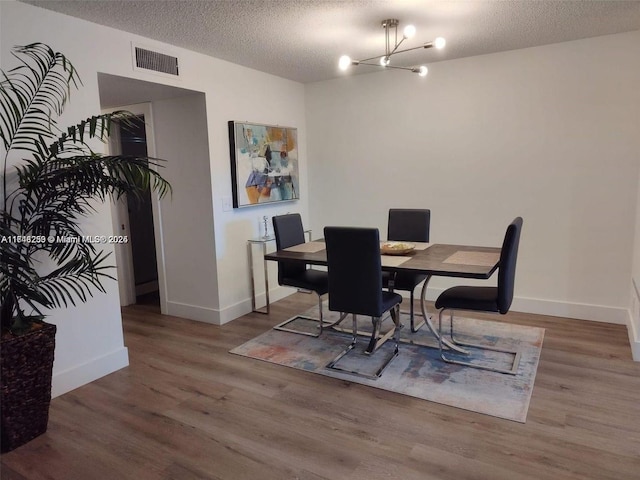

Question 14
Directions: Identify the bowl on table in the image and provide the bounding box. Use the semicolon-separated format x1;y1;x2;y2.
380;241;415;255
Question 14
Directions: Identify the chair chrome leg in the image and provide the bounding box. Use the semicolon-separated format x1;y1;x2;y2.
318;293;324;336
364;312;398;355
371;305;401;377
273;292;328;337
366;317;382;354
327;307;400;379
393;304;401;354
332;310;395;353
325;311;350;329
351;313;358;343
326;314;358;371
438;308;521;375
438;308;445;361
449;310;455;343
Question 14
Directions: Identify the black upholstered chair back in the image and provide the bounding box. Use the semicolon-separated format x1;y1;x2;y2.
387;209;430;242
272;214;306;283
497;217;523;314
324;227;384;317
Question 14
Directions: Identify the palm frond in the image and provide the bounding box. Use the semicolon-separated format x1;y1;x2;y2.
18;154;172;201
0;216;51;330
0;43;80;155
37;250;114;309
48;111;142;156
1;43;171;336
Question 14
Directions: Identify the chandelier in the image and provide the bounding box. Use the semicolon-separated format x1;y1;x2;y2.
338;19;446;77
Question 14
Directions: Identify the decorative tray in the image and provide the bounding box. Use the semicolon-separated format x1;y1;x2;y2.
380;241;415;255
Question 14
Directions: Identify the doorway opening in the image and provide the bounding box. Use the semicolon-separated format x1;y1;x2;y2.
106;102;165;311
99;72;216;322
119;115;160;306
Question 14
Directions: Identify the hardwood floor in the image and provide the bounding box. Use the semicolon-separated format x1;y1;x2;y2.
2;293;640;479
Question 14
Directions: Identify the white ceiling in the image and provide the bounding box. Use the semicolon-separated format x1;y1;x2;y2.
21;0;640;84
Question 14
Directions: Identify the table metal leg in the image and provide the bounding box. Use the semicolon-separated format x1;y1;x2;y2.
419;277;468;354
248;241;269;314
262;242;270;314
328;282;467;355
249;229;310;315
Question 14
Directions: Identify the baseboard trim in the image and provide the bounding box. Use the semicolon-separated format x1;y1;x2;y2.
629;278;640;361
410;287;629;325
52;347;129;398
627;309;640;361
510;296;627;324
166;301;221;325
216;286;296;324
166;287;295;326
174;288;629;328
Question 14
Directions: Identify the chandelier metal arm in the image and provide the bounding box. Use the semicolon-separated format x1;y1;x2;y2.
356;62;415;71
388;37;407;57
356;41;434;64
357;54;389;63
338;19;445;76
392;42;436;56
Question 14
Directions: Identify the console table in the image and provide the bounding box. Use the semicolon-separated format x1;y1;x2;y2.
247;230;311;314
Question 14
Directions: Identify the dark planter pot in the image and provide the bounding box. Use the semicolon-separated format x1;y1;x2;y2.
1;322;56;453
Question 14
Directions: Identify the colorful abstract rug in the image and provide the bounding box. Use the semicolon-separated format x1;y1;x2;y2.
231;305;544;422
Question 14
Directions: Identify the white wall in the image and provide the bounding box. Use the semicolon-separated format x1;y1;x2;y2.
206;68;310;323
630;162;640;359
3;0;639;394
1;1;309;395
152;94;220;322
306;31;640;325
634;173;640;285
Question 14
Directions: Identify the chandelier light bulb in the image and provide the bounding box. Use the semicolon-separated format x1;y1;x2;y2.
403;24;416;39
338;55;352;70
337;19;447;78
434;37;446;49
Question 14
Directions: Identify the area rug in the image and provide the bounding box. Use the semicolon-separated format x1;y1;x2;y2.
230;304;544;422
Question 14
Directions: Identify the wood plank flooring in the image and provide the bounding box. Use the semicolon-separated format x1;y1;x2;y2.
2;293;639;479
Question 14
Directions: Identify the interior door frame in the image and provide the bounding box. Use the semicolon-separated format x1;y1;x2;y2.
104;102;168;314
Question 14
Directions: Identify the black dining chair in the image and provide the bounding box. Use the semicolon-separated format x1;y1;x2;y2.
434;217;523;374
324;226;402;379
383;208;431;332
272;214;329;337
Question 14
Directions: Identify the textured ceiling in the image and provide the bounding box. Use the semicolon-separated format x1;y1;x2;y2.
20;0;640;83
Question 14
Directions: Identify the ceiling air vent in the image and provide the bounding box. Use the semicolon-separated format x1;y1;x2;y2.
133;46;179;76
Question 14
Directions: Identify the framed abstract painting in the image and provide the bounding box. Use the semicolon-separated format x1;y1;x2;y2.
228;121;300;208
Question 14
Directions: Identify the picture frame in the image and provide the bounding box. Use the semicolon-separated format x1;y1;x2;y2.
228;121;300;208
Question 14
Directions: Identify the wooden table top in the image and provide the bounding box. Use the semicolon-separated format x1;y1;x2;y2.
264;242;501;280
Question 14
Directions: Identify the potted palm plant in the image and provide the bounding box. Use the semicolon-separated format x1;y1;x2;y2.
0;43;171;452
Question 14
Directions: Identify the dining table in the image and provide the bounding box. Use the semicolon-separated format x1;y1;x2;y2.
264;240;502;353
